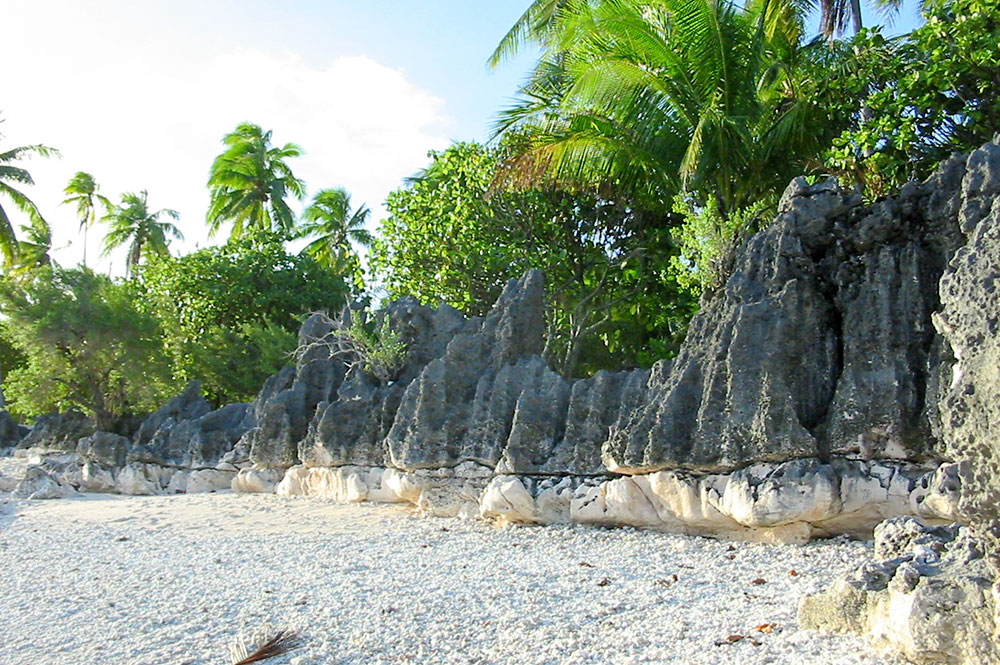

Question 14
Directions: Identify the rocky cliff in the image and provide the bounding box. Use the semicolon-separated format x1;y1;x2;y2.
214;140;1000;543
5;140;998;549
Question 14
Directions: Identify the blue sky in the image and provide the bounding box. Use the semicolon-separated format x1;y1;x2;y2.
1;0;925;273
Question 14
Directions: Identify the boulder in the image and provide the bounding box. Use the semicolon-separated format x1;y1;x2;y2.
232;467;285;493
130;382;250;468
77;432;129;468
16;411;95;453
799;518;998;665
12;465;76;500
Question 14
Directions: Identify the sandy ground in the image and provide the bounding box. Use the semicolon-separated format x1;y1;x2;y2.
0;463;903;665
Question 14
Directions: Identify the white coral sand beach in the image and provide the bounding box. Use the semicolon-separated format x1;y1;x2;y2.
0;458;904;665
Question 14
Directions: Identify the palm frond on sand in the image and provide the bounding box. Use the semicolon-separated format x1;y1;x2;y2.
229;628;302;665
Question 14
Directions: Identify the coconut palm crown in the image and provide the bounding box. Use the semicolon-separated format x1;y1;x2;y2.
492;0;836;216
63;171;111;268
206;123;305;241
295;187;373;272
101;190;182;277
0;135;58;269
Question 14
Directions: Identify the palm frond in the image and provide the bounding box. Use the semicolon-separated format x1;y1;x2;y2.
229;629;302;665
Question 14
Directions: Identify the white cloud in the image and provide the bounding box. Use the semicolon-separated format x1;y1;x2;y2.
1;9;451;273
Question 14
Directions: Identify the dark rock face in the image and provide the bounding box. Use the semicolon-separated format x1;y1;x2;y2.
130;381;250;468
936;136;1000;573
77;432;129;468
0;410;25;449
16;411;96;452
607;168;964;472
243;317;347;468
242;158;972;479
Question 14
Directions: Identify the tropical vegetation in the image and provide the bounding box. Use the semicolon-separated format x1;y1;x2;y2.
62;171;109;268
2;0;998;427
0;128;57;270
206;122;306;240
101;190;183;277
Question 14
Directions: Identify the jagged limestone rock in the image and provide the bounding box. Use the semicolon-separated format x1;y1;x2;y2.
76;432;129;468
800;518;998;665
133;381;212;449
936;149;1000;570
12;465;76;500
244;315;348;468
606;166;964;473
934;136;1000;656
16;411;95;453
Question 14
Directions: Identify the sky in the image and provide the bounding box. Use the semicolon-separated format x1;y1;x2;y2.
2;0;926;274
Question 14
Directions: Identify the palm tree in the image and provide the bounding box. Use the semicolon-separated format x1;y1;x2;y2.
494;0;829;217
101;190;182;277
62;171;110;268
206;123;305;241
11;221;54;276
490;0;905;51
295;187;373;272
0;137;58;269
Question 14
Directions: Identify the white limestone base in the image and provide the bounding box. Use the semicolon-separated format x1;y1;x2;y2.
248;458;963;543
7;451;237;498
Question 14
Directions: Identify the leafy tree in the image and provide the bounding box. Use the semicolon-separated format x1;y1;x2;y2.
821;0;1000;196
62;171;110;268
207;123;305;240
0;129;58;269
295;187;372;287
101;190;182;277
0;268;174;428
136;232;350;404
371;142;696;376
492;0;841;220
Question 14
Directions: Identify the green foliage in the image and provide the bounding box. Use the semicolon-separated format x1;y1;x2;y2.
207;123;305;241
62;171;110;268
670;197;769;296
349;316;408;383
303;313;408;384
0;124;58;269
0;320;26;383
492;0;844;218
187;320;297;406
0;268;174;428
371;141;696;376
101;190;182;277
822;0;1000;196
294;187;372;292
137;232;350;404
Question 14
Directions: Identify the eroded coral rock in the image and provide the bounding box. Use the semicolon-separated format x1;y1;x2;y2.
12;465;76;500
800;518;998;665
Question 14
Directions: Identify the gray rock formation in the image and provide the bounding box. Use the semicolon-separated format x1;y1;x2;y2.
16;411;95;453
800;518;998;665
0;410;26;449
238;149;982;523
76;432;129;468
12;464;76;500
606;163;965;473
933;136;1000;656
242;316;348;468
935;136;1000;570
